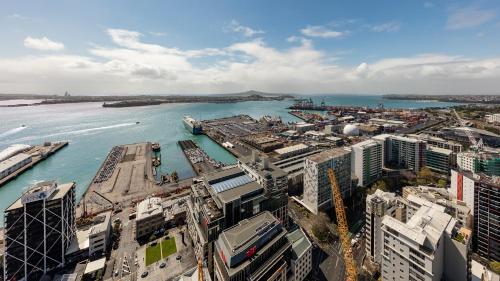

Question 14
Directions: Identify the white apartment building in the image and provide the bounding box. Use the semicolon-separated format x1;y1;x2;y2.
373;134;426;172
457;151;476;172
486;113;500;124
365;190;403;264
449;169;476;212
381;204;469;281
351;139;383;187
302;148;351;214
89;211;112;257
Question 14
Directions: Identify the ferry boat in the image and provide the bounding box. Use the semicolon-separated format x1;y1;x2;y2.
183;116;202;135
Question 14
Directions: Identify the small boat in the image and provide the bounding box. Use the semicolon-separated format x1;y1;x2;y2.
21;124;26;127
136;121;140;124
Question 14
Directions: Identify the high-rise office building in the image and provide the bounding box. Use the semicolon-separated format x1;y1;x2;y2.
351;139;383;187
3;181;76;281
302;148;351;214
186;165;288;277
213;211;291;281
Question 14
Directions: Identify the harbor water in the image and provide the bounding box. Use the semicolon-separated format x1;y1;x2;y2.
0;96;461;225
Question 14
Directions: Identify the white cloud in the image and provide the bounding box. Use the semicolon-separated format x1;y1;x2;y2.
370;22;401;32
424;2;434;9
2;28;500;95
7;13;27;20
149;31;166;37
225;20;265;37
446;6;496;30
24;36;65;51
301;25;345;38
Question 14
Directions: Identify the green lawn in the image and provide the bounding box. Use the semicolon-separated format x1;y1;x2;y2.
145;237;177;266
145;243;162;266
161;237;177;257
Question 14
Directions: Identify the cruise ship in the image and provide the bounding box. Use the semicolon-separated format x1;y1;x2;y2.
183;116;202;135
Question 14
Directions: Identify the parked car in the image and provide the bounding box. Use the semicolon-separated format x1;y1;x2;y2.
141;271;148;278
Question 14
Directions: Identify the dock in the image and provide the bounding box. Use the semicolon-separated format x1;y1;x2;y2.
178;140;226;175
78;142;163;216
0;141;69;187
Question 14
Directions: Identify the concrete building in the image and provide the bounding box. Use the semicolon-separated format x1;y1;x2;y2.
409;133;463;153
293;122;315;133
403;185;472;228
373;134;426;172
381;204;469;281
186;166;288;278
135;197;165;239
89;211;112;257
351;139;383;187
425;146;454;174
365;190;402;265
286;228;312;281
457;150;500;176
274;143;310;159
3;181;76;281
272;149;323;193
473;174;500;262
213;212;291;281
302;148;351;214
0;153;32;180
486;113;500;125
449;169;476;212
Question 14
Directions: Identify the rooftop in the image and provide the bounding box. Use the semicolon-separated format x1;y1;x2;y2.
219;211;279;255
0;152;31;171
426;146;453;155
286;228;312;260
274;143;309;155
6;181;74;211
136;197;163;221
84;257;106;275
351;139;380;149
90;211;111;235
306;147;350;163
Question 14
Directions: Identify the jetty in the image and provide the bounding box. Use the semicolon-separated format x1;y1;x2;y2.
0;141;68;187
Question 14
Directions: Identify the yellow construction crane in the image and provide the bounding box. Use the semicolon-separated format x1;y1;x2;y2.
198;257;204;281
327;169;358;281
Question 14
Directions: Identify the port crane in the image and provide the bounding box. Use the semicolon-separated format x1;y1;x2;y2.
327;169;357;281
452;109;483;152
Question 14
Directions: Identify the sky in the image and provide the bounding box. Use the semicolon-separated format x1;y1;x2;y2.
1;0;500;95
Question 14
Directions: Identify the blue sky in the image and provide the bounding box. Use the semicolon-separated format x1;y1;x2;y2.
1;0;500;95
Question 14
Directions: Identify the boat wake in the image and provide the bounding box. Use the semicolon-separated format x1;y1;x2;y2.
0;126;27;139
5;123;136;143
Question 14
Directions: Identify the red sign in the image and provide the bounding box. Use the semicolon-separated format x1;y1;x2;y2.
220;250;227;264
246;245;257;258
457;173;463;201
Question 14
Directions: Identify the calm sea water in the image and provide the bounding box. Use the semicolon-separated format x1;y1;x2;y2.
0;96;460;225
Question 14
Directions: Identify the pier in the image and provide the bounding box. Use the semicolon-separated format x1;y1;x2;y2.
0;141;69;187
178;140;226;175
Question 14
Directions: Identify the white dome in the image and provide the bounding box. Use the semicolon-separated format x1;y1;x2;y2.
343;124;360;136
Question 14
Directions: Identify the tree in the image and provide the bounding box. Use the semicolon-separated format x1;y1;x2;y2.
367;179;388;195
415;167;438;186
491;261;500;275
312;212;332;242
437;178;448;188
171;171;179;183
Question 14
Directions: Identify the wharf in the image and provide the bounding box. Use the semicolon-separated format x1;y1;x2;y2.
0;141;68;187
200;115;267;158
178;139;226;175
78;142;163;217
